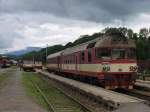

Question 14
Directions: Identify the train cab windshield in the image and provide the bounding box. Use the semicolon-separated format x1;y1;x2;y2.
112;48;136;59
96;48;136;60
112;49;126;59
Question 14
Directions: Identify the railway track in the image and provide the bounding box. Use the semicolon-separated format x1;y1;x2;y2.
38;74;106;112
27;73;94;112
134;84;150;92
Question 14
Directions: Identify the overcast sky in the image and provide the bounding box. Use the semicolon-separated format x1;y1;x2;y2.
0;0;150;53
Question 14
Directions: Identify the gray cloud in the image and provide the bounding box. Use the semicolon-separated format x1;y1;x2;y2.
0;13;104;53
0;15;24;49
0;0;150;52
0;0;150;23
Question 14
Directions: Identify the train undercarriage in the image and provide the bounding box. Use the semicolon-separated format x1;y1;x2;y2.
47;68;136;89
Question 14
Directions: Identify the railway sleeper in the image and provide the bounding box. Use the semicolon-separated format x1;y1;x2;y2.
38;72;119;111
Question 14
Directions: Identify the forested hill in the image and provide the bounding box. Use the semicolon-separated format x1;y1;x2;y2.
20;32;104;62
20;27;150;63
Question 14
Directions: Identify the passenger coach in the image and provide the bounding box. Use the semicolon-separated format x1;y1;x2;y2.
47;33;138;89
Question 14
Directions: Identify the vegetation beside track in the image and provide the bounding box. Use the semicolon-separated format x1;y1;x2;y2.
0;68;14;86
11;65;18;69
22;72;48;110
0;72;9;82
22;72;87;112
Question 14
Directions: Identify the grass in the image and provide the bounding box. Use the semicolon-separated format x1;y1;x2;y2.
0;68;14;85
11;65;18;69
0;73;9;82
22;72;86;112
22;72;49;110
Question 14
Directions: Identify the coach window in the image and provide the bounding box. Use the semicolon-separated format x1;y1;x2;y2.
96;48;111;60
81;51;85;63
88;49;92;63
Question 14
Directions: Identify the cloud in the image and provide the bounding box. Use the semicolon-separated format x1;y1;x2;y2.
0;13;104;53
1;0;150;23
0;14;24;49
0;0;150;53
16;13;104;46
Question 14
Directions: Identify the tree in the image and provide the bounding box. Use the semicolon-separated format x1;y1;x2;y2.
139;28;149;39
102;27;134;39
64;42;74;48
73;32;103;46
133;33;138;41
19;27;150;62
127;29;134;39
136;40;146;60
102;27;120;34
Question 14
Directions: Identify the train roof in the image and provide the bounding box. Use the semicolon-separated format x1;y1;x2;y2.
47;51;63;59
62;38;101;55
95;34;136;48
47;33;136;57
63;33;136;55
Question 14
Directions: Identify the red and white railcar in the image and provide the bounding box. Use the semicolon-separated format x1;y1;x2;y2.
47;33;137;89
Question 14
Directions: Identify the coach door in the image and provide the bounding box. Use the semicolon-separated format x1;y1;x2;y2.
88;49;92;63
57;57;60;71
75;55;78;71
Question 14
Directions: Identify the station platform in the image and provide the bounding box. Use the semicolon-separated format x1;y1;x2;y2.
36;70;150;112
136;79;150;84
135;80;150;89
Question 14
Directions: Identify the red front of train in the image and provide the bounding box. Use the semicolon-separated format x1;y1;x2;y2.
47;33;138;89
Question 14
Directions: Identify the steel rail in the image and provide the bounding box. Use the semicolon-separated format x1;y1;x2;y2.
27;76;55;112
28;74;93;112
38;74;93;112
